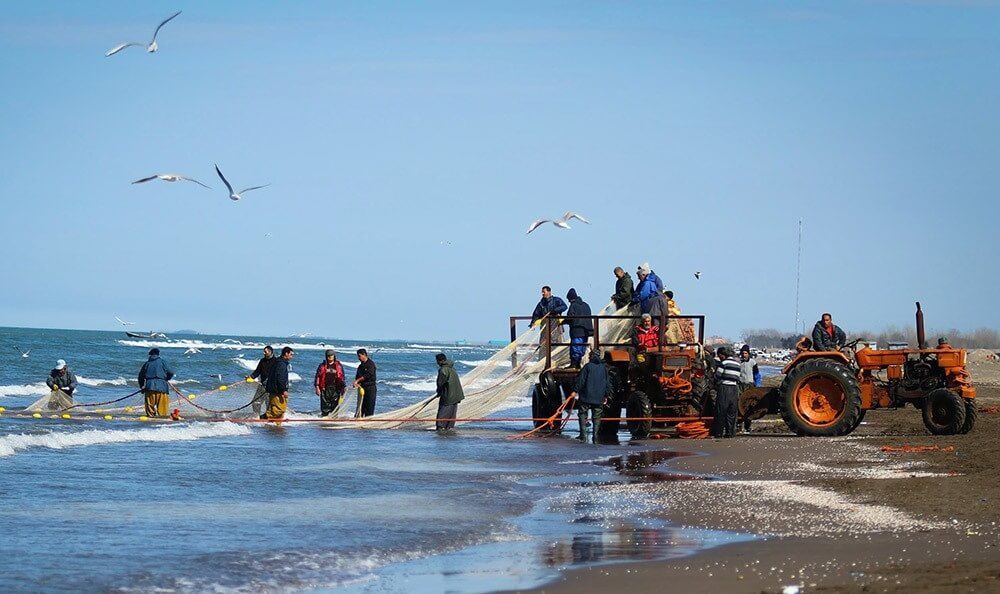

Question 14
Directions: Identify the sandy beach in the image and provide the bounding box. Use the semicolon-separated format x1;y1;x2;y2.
512;356;1000;593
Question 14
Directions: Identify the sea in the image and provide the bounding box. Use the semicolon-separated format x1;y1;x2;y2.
0;327;756;593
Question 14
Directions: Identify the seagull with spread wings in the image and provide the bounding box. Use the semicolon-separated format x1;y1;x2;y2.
132;174;211;189
526;212;591;234
106;11;182;57
14;346;30;358
215;165;270;201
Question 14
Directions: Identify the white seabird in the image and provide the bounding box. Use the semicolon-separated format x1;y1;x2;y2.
215;165;270;201
105;11;182;57
132;174;211;189
526;211;591;234
115;316;135;326
184;347;201;355
15;346;30;358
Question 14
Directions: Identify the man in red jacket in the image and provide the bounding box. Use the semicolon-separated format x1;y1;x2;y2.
314;349;346;417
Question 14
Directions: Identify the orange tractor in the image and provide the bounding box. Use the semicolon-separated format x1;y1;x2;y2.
741;303;976;436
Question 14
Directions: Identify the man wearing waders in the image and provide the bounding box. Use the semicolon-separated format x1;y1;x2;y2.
434;353;464;432
570;350;609;444
263;347;294;419
138;348;174;418
352;348;378;417
46;359;78;406
314;350;346;417
247;345;276;416
713;347;741;438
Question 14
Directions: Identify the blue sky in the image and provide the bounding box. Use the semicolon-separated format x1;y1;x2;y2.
0;1;997;341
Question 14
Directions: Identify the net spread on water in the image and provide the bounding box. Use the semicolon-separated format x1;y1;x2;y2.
20;302;664;428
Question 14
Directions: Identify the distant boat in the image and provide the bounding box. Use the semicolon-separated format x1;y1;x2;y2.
125;331;167;339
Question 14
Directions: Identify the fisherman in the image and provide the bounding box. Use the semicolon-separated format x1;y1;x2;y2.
738;345;760;432
937;337;954;350
46;359;78;400
569;349;609;443
632;313;660;353
712;347;741;438
611;267;634;309
352;348;378;417
263;346;295;419
138;348;174;418
530;286;568;355
631;263;664;314
314;349;346;417
563;288;593;368
811;313;847;351
434;353;465;432
247;345;276;416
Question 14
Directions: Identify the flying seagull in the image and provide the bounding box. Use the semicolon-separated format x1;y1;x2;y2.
184;347;201;355
14;346;30;358
105;11;182;57
115;316;135;326
694;271;702;280
215;165;270;201
526;212;591;234
132;174;211;189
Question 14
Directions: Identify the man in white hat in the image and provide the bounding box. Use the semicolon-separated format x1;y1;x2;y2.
46;359;78;400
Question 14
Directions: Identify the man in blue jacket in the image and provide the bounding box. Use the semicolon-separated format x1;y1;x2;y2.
530;286;567;357
631;263;665;314
138;348;174;417
264;347;295;419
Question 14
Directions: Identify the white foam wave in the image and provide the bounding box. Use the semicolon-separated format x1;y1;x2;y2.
385;378;437;392
0;383;50;397
457;359;512;368
77;376;128;387
0;422;252;458
120;339;351;352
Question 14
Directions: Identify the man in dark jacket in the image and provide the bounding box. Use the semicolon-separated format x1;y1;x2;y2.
811;313;847;352
352;348;378;417
531;286;568;357
314;350;346;417
46;359;79;400
247;345;275;415
570;350;609;443
563;288;593;368
263;347;295;419
611;267;634;309
434;353;465;432
138;348;174;417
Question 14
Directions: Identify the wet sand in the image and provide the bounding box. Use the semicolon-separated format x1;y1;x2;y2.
509;374;1000;593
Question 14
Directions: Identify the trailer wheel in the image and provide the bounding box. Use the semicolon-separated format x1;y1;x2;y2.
921;388;966;435
779;358;862;436
960;399;977;434
626;391;652;439
531;384;561;429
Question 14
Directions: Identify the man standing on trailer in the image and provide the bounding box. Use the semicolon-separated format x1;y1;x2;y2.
530;286;568;356
611;267;634;309
563;288;593;368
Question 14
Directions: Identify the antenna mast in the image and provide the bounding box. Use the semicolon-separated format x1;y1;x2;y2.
795;218;802;334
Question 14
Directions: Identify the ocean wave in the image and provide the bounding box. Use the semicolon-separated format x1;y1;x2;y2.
457;359;512;368
0;422;252;458
77;376;129;387
384;378;436;392
119;339;356;353
0;383;50;397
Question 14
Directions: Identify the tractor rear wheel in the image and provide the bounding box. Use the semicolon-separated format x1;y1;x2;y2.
849;409;867;433
626;391;652;439
961;399;977;434
921;388;966;435
779;358;862;436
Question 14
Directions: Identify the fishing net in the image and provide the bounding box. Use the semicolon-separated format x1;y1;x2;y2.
324;300;639;429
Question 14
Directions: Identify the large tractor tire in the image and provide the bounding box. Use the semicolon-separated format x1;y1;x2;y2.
921;388;966;435
626;390;652;439
849;409;867;433
531;378;562;429
779;358;862;436
960;399;977;434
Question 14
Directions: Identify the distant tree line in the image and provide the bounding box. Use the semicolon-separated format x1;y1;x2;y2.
740;327;1000;350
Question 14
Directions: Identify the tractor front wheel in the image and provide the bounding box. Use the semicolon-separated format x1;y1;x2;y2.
922;388;966;435
779;358;862;436
626;391;652;439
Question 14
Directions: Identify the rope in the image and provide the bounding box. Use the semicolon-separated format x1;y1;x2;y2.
59;389;143;411
168;382;258;416
508;393;578;440
662;370;693;394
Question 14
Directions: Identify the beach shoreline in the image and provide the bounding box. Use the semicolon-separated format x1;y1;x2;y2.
506;382;1000;594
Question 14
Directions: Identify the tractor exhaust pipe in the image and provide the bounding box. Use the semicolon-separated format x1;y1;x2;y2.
915;301;927;349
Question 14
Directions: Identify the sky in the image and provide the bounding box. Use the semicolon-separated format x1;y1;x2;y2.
0;0;997;342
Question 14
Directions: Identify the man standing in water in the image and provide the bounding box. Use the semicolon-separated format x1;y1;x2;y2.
46;359;78;400
138;348;174;418
353;348;378;417
263;347;295;420
314;349;346;417
569;349;609;444
247;345;276;416
434;353;464;432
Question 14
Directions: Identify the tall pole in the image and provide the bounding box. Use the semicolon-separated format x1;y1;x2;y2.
795;218;802;335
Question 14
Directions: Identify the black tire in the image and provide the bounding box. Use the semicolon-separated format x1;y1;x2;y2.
626;390;652;439
531;384;560;429
849;408;866;433
921;388;966;435
961;399;977;434
779;358;862;437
